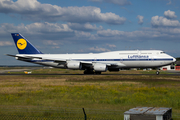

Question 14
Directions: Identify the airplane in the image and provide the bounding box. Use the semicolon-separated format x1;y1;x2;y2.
7;33;176;75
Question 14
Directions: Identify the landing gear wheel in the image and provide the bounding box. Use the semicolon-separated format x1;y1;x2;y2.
156;71;160;75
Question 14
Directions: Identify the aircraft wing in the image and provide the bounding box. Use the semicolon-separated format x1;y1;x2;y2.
6;54;125;67
6;54;67;62
6;54;89;63
6;54;42;59
39;57;67;62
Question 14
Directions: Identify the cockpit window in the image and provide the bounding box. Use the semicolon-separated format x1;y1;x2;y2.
160;52;165;54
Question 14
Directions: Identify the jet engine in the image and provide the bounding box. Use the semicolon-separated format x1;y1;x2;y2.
66;61;82;70
93;63;107;72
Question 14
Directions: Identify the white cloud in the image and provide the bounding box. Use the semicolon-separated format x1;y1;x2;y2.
0;41;13;46
156;27;180;35
136;15;144;25
106;44;116;48
43;40;61;49
1;21;180;44
97;29;127;37
105;0;131;6
151;16;180;27
151;10;180;28
97;27;180;41
0;0;126;25
89;46;110;52
0;22;104;41
89;0;131;6
44;40;59;46
26;22;73;33
52;46;60;49
1;22;73;33
164;10;177;19
68;23;103;32
74;31;96;40
0;22;75;41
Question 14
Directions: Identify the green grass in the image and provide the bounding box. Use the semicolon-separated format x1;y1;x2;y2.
0;68;180;119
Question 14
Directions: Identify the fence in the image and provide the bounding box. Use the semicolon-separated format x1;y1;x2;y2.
0;106;124;120
1;106;180;120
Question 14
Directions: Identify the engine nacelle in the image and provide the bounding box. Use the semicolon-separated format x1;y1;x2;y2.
66;61;82;70
93;63;107;72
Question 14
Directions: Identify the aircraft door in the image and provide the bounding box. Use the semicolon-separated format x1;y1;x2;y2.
120;57;123;63
151;56;154;62
94;57;97;61
138;50;141;55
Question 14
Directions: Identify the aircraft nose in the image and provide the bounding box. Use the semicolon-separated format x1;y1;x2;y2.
173;57;176;62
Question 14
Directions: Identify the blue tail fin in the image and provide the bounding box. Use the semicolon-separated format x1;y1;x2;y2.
11;33;43;54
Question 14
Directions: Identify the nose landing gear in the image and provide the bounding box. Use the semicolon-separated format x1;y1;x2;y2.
156;67;161;75
156;71;160;75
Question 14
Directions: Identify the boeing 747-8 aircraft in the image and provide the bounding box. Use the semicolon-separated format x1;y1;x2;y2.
7;33;176;74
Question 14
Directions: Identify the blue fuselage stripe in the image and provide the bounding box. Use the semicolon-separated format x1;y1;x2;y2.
74;59;173;61
29;58;173;63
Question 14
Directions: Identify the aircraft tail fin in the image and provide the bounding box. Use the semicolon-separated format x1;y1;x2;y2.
11;33;43;54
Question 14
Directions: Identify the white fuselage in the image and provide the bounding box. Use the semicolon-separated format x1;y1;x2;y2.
16;50;176;69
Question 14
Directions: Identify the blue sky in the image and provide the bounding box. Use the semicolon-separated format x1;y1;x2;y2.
0;0;180;65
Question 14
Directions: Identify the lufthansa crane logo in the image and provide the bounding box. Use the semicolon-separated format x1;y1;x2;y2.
17;39;27;50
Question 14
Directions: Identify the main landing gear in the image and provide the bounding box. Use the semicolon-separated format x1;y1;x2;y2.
156;71;160;75
84;69;101;74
